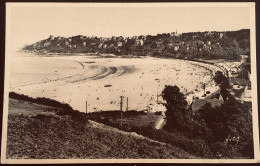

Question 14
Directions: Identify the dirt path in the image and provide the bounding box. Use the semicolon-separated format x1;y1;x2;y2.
154;116;165;130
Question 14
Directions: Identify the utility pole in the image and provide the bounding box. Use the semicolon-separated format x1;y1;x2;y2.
86;101;88;114
126;97;128;111
120;96;124;127
156;94;159;112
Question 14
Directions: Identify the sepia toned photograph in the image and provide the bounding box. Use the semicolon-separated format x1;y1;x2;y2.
1;2;259;164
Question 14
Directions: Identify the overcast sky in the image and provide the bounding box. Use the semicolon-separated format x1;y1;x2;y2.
8;3;252;50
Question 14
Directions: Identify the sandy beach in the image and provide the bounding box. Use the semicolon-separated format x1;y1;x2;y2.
9;52;221;113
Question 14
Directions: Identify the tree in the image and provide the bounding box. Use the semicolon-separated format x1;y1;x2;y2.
161;85;188;131
198;97;253;158
239;39;250;50
151;42;157;49
213;71;231;101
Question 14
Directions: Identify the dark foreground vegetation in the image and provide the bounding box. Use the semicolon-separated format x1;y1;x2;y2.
7;93;196;159
88;71;254;159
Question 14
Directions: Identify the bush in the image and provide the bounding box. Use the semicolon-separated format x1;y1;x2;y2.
155;111;162;116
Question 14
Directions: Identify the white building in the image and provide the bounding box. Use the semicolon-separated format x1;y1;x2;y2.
117;42;123;47
135;39;144;46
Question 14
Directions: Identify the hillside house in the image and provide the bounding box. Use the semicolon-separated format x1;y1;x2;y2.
91;42;96;46
43;42;51;47
204;31;213;37
68;45;72;49
205;41;212;50
57;37;62;40
103;44;108;48
83;42;86;46
109;44;114;48
170;30;178;37
100;37;109;41
241;85;251;102
147;103;166;112
98;43;103;48
192;36;197;40
132;36;138;40
135;39;144;46
49;35;54;40
117;42;123;47
117;36;124;41
73;44;77;49
240;55;249;64
219;32;226;39
167;43;174;48
184;43;190;50
111;36;116;41
137;35;145;40
238;63;250;79
173;44;180;51
116;47;122;53
170;32;176;37
65;41;69;45
79;35;84;40
68;38;72;42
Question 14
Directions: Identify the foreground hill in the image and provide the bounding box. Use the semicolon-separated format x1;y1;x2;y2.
6;94;197;159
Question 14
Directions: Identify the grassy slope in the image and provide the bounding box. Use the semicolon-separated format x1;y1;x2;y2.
87;112;215;158
7;98;197;159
